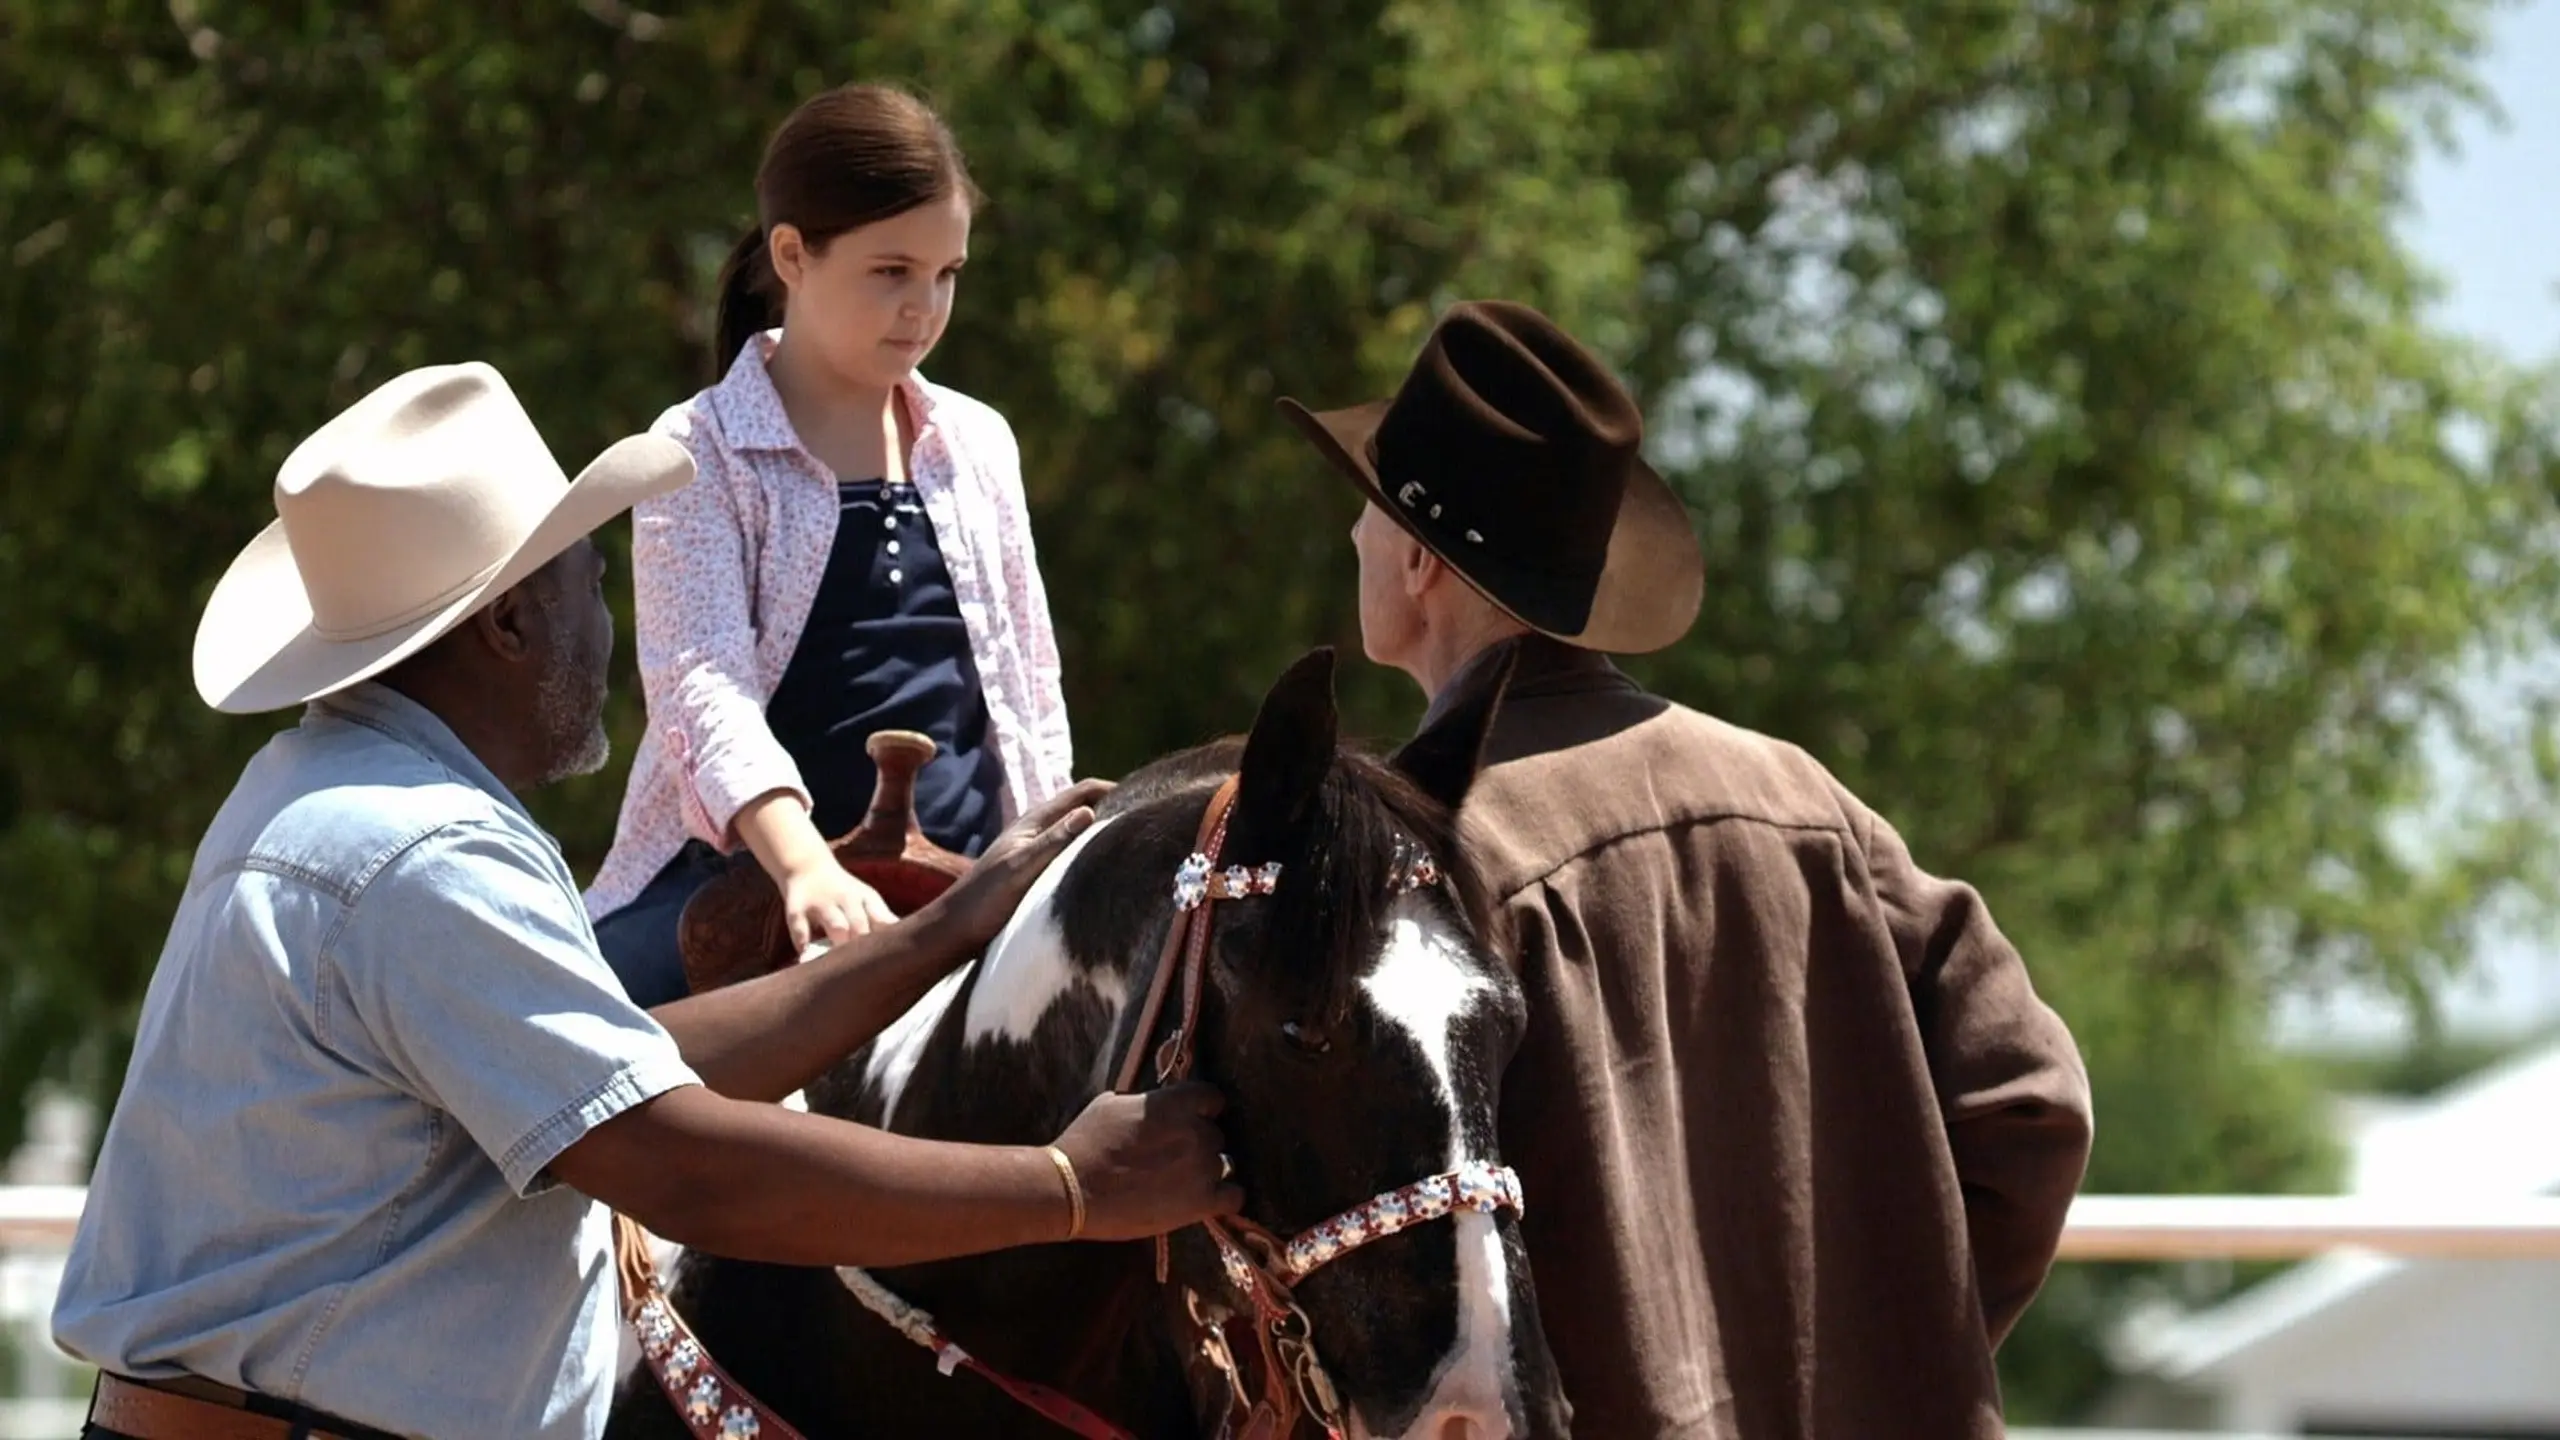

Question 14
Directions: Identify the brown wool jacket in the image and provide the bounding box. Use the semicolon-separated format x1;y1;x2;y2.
1425;636;2094;1439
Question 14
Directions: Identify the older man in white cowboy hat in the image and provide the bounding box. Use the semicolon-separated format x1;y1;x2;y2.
1282;301;2094;1438
50;363;1239;1440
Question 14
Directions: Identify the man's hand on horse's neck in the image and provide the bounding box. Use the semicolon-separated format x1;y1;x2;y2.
646;779;1108;1104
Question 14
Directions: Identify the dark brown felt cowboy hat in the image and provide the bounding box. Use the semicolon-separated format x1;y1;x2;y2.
1277;300;1704;654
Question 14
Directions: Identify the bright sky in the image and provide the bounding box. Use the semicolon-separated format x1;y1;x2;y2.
2272;0;2560;1048
2402;0;2560;363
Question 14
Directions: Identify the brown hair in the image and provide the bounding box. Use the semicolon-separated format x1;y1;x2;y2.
713;83;980;374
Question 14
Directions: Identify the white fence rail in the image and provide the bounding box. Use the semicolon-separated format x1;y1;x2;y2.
6;1185;2560;1258
2054;1192;2560;1259
0;1191;78;1252
6;1188;2559;1440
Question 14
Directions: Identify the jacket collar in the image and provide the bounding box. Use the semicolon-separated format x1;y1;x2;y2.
1418;632;1634;735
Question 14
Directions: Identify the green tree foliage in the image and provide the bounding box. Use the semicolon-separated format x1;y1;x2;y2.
6;0;2554;1418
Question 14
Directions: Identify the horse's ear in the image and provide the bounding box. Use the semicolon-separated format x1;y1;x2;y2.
1391;646;1518;813
1229;647;1339;853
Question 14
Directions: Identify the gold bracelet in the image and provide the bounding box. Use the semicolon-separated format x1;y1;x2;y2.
1044;1145;1086;1240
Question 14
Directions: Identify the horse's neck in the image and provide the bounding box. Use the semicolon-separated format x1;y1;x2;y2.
844;950;1135;1141
835;966;1201;1430
857;813;1151;1122
810;811;1224;1411
838;964;975;1131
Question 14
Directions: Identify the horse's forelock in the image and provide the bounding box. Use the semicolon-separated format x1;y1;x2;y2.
1054;735;1498;1045
1230;745;1498;1028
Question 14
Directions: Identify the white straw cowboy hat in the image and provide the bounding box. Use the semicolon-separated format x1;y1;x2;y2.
192;361;694;714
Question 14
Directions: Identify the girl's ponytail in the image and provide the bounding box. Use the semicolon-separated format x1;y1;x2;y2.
712;227;779;378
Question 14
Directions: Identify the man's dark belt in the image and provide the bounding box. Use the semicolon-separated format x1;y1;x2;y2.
87;1372;396;1440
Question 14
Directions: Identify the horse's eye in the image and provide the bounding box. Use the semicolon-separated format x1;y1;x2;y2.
1280;1020;1333;1055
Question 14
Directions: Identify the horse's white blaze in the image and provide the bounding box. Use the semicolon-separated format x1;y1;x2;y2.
1361;898;1520;1438
862;965;970;1129
1417;1209;1518;1431
1360;898;1491;1125
962;816;1119;1044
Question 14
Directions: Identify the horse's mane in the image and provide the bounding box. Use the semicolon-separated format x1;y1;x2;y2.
1097;735;1498;1027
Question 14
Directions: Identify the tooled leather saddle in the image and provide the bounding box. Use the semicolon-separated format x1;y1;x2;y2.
675;730;974;994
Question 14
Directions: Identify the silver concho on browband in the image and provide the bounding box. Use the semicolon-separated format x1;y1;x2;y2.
1171;835;1443;913
1174;856;1281;912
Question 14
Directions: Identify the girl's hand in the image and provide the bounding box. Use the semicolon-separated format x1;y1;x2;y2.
779;855;899;953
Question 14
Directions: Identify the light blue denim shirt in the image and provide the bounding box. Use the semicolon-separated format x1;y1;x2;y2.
52;682;701;1439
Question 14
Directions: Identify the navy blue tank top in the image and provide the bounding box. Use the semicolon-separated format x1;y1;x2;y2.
764;479;1008;857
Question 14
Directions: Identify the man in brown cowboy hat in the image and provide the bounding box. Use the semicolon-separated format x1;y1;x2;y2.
1280;301;2095;1438
51;362;1238;1440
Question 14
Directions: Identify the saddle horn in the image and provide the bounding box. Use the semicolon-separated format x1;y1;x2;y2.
675;729;973;996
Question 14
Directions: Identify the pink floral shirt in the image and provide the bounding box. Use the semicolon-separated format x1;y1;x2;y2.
584;332;1074;920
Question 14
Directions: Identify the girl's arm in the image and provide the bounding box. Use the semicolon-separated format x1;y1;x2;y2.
631;424;891;946
980;412;1076;803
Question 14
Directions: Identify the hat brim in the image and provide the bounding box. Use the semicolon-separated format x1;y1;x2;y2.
1278;397;1704;655
192;433;694;714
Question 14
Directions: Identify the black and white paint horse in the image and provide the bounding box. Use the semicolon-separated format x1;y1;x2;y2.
608;649;1566;1438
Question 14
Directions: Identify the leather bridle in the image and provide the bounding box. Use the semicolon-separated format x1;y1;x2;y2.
1104;776;1526;1440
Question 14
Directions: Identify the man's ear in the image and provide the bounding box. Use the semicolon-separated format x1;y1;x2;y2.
466;581;540;662
1402;529;1443;600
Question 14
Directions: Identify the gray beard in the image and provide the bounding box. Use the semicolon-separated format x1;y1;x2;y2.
526;583;612;788
546;717;611;784
531;641;612;786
